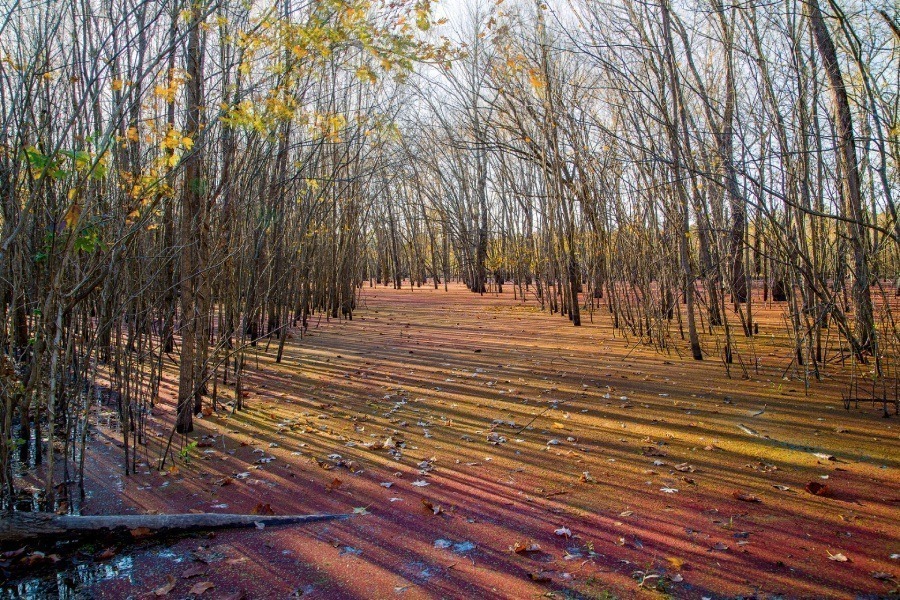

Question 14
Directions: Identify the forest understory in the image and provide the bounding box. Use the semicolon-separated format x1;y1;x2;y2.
8;283;899;600
2;0;899;597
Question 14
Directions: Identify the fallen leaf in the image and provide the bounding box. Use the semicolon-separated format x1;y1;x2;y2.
528;571;552;582
95;547;116;560
421;498;443;515
666;556;685;569
251;502;275;515
130;527;153;538
19;551;48;567
827;551;849;562
411;480;429;487
181;565;207;578
511;541;541;554
352;506;370;515
326;478;343;492
805;481;829;496
732;491;761;503
191;548;217;564
872;572;895;580
1;547;26;560
554;527;571;537
712;542;729;551
336;458;359;472
487;432;507;444
660;487;679;494
189;581;215;595
154;575;177;596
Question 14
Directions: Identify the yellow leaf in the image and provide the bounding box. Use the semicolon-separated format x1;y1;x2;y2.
355;66;377;84
64;204;81;229
161;129;181;150
154;83;178;103
181;136;194;150
111;79;124;91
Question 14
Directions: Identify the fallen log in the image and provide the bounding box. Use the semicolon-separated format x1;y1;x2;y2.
0;512;349;544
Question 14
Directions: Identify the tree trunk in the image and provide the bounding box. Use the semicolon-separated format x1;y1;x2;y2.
0;512;349;544
176;5;205;433
806;0;875;355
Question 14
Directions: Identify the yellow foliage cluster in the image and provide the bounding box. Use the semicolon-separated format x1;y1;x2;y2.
153;69;186;104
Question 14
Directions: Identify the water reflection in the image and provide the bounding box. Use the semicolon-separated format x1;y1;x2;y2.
2;552;136;599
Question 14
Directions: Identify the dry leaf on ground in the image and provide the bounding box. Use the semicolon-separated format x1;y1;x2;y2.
189;581;215;595
154;575;177;596
732;491;761;502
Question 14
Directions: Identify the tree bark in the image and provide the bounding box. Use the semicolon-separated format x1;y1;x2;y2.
0;512;349;544
176;5;206;433
806;0;875;354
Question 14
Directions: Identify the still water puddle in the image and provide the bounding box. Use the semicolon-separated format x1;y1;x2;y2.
1;545;185;599
2;554;134;599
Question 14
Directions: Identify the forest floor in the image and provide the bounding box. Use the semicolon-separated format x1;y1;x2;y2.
14;283;900;599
